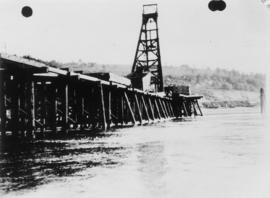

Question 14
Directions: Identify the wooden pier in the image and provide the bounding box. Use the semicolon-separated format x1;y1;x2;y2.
0;54;202;138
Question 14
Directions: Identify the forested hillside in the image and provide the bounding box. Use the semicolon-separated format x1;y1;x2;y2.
24;56;266;108
163;65;265;92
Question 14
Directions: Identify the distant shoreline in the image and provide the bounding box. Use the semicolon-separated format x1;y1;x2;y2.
201;100;258;109
196;89;260;109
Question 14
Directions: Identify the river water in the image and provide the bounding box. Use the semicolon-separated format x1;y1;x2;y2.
0;107;269;198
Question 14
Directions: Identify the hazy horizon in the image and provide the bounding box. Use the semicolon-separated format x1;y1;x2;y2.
0;0;270;73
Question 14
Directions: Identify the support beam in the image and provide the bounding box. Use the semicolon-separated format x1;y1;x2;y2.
64;83;69;133
51;84;57;133
11;80;19;136
154;98;161;119
134;93;142;124
158;99;167;118
141;95;150;122
196;100;203;116
0;80;6;136
192;101;198;116
168;101;175;117
162;100;169;118
41;81;46;134
165;100;172;117
98;83;107;130
30;81;36;136
120;93;124;125
124;92;136;125
182;101;188;117
107;89;111;128
147;97;155;120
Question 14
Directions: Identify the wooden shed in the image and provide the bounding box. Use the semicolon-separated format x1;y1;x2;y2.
127;71;154;92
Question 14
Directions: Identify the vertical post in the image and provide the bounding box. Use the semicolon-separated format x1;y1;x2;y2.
107;89;111;129
10;78;19;136
30;80;36;137
120;93;124;125
51;83;58;133
0;77;6;136
260;88;265;114
64;82;69;133
99;83;107;130
41;81;46;134
81;95;85;129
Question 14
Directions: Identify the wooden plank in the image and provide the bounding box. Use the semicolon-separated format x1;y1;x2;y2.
134;93;142;124
124;92;136;125
141;95;150;122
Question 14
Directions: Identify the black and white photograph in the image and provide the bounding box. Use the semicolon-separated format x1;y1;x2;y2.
0;0;269;197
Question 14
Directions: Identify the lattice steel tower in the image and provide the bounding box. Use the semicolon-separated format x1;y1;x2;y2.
131;4;164;92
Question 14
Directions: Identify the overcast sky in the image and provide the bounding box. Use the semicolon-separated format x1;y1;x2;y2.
0;0;269;73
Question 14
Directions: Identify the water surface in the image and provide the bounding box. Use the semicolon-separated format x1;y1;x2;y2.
0;107;269;198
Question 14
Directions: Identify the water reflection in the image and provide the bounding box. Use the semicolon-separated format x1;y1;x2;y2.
136;141;167;196
0;133;125;192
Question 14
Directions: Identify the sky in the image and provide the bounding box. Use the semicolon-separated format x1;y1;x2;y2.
0;0;270;73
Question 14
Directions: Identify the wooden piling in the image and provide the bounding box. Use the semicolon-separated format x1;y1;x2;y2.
147;97;155;120
154;98;161;119
120;93;124;125
52;84;58;133
41;81;46;134
64;83;69;133
141;95;150;122
124;92;136;125
98;83;107;130
30;81;36;137
134;93;142;124
107;89;112;128
260;88;265;114
196;100;203;116
0;78;6;136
